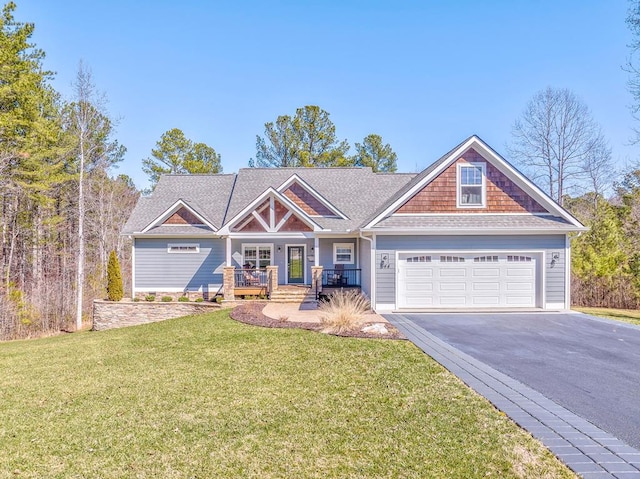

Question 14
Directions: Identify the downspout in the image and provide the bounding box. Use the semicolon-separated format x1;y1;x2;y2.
359;232;375;309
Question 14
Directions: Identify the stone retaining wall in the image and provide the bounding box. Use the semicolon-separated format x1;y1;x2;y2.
92;300;221;331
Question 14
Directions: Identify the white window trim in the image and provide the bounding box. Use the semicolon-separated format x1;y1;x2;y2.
241;243;274;269
167;243;200;253
457;162;486;208
333;243;354;264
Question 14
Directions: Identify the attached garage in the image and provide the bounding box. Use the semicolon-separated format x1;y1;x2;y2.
396;252;540;309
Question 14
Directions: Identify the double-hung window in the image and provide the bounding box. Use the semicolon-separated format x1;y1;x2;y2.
458;162;486;207
333;243;354;264
243;245;272;269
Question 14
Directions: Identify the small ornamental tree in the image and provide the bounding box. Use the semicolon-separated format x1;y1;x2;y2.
106;250;124;301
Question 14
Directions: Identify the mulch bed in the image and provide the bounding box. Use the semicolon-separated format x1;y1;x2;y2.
230;302;406;340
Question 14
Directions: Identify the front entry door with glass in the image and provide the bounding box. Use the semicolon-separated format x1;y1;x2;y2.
287;246;305;284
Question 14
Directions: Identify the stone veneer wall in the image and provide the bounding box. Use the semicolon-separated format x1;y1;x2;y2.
93;300;221;331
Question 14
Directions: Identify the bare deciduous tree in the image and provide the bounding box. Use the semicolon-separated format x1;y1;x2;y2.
508;87;611;206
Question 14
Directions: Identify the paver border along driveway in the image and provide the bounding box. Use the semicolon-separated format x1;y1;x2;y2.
385;312;640;479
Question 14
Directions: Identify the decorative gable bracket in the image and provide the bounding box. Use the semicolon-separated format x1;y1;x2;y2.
219;188;324;235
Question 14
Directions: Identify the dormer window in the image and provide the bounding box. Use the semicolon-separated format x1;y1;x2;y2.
457;162;486;208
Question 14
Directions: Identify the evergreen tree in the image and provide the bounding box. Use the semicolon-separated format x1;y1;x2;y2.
252;106;350;167
142;128;222;187
106;250;124;301
352;134;398;172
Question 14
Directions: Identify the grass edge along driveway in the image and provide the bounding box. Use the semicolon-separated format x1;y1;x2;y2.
574;306;640;327
0;310;575;479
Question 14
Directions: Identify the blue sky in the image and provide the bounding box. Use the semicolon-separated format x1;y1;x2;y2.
19;1;637;190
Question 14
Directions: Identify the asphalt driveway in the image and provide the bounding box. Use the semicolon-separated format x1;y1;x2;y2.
386;312;640;449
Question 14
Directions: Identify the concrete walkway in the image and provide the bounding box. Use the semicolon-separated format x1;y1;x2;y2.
386;314;640;479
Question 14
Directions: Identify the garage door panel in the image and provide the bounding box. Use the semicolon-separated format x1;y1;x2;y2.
506;268;534;278
406;282;433;293
398;252;538;309
472;268;500;277
505;282;533;292
473;282;500;292
439;282;467;292
439;268;466;278
473;296;500;305
405;268;434;278
439;296;468;306
506;295;534;306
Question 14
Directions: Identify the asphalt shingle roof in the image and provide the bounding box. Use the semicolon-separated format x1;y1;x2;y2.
122;174;237;234
225;168;416;232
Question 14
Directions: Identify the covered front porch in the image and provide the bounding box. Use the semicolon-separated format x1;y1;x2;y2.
223;263;362;300
221;235;365;300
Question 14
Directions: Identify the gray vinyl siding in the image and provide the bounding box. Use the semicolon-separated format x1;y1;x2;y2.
230;239;314;284
135;238;225;291
375;234;567;306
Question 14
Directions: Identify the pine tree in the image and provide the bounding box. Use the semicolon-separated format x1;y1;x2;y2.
106;250;124;301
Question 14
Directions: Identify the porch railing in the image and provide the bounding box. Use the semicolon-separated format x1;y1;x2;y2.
322;269;361;288
234;268;268;288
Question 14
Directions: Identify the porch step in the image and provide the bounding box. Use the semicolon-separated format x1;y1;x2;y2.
269;287;317;304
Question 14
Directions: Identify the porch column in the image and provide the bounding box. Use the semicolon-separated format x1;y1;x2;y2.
311;265;323;295
225;236;232;266
223;266;235;300
314;237;319;266
266;265;278;292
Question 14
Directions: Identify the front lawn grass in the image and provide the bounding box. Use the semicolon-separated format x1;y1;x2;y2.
0;310;574;478
574;307;640;326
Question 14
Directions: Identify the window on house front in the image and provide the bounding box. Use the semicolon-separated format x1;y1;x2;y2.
458;163;486;207
333;243;354;264
242;245;272;269
167;243;199;253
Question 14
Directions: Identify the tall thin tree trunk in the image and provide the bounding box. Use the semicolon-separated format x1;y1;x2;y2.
76;135;85;330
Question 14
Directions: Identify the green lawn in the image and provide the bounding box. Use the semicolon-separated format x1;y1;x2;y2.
574;307;640;326
0;310;574;479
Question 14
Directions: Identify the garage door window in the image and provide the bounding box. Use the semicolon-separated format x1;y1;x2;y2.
474;255;498;262
441;255;465;262
508;255;532;262
406;255;431;263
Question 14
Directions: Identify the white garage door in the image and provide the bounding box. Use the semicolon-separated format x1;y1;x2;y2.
397;252;537;309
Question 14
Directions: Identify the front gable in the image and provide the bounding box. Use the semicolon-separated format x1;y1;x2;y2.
397;149;548;214
141;199;217;233
163;206;206;225
223;188;320;234
277;174;346;219
364;135;585;230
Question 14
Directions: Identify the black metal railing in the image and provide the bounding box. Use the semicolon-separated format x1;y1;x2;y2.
322;269;361;288
234;268;268;288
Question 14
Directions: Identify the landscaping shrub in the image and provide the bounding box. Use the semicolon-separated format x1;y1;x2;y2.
195;297;204;303
318;289;370;334
161;296;173;302
178;296;189;302
106;251;124;301
145;295;155;302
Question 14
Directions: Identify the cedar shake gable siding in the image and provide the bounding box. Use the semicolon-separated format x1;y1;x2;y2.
163;207;205;225
397;149;548;214
230;197;312;233
283;182;335;216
